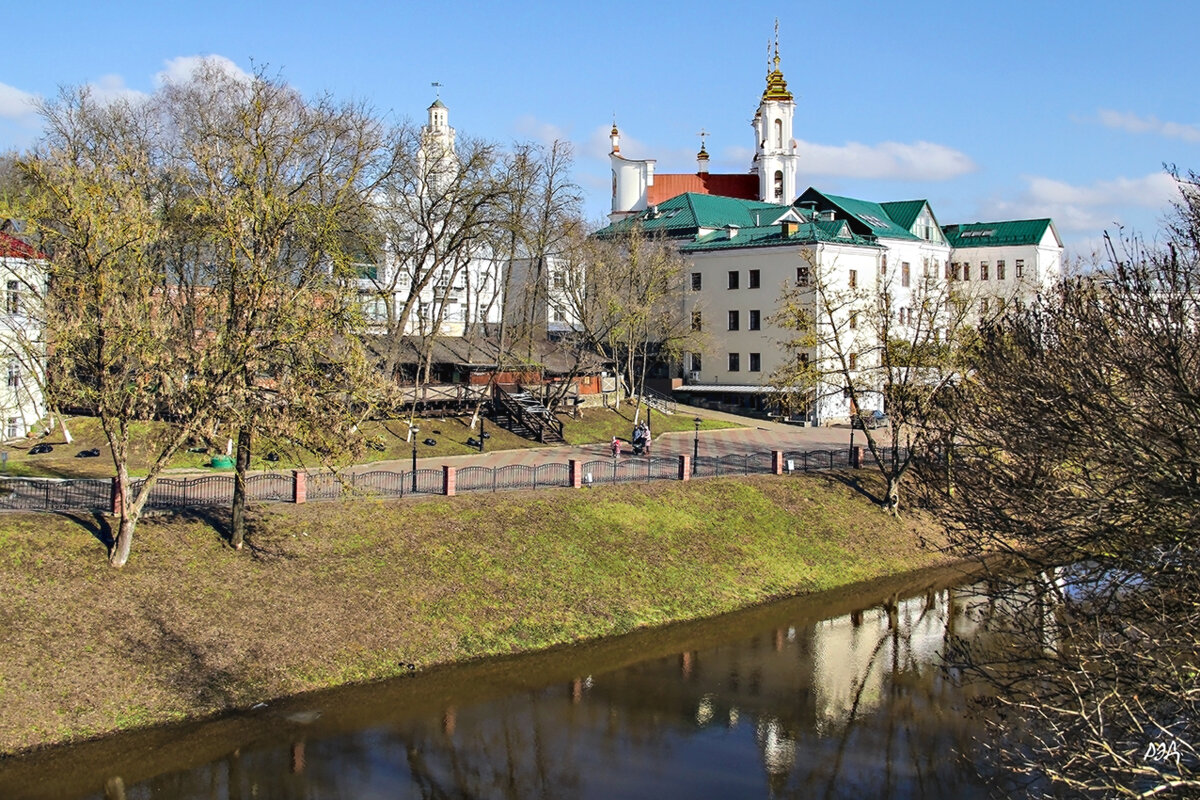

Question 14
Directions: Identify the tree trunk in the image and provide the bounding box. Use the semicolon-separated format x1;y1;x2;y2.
884;473;902;515
109;511;136;568
231;425;252;550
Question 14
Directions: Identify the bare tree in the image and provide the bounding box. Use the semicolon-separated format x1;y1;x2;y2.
925;170;1200;796
161;61;389;549
570;222;700;414
12;87;213;567
10;68;390;565
770;246;976;512
362;124;509;432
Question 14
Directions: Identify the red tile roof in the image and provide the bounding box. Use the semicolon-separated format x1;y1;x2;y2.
0;231;41;260
647;173;759;206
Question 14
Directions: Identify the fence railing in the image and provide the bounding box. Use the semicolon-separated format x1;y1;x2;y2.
0;445;908;515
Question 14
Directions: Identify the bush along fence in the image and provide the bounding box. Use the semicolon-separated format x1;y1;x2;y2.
0;446;901;514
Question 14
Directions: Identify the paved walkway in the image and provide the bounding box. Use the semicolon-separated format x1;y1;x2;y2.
362;407;878;473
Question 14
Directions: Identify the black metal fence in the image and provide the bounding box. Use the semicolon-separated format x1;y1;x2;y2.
0;445;908;515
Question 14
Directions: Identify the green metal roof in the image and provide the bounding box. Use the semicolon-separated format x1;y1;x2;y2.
879;200;928;232
795;188;922;241
942;219;1058;248
593;192;878;252
595;193;794;239
680;218;877;252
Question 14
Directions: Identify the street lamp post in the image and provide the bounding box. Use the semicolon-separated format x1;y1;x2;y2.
479;416;485;453
692;416;701;475
844;387;856;468
411;427;419;493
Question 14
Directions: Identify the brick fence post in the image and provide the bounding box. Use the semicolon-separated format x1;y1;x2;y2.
771;450;784;475
292;470;307;504
443;465;456;496
110;476;122;515
569;459;582;488
851;445;864;469
679;454;690;481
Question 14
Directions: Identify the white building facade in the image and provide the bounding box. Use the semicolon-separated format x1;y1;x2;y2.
596;32;1062;424
0;232;45;440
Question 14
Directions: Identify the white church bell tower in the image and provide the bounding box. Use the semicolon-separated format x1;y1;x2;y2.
754;26;799;204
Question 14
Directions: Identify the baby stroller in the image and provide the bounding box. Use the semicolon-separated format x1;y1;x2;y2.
631;434;646;456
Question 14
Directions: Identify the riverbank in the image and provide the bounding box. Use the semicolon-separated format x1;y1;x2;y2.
0;472;955;756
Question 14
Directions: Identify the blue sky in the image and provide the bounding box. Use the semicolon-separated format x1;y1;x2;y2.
2;0;1197;256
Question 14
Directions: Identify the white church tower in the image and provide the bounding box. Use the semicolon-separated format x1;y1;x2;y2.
753;28;799;204
420;91;458;193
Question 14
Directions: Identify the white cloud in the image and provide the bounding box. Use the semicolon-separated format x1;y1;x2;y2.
85;74;149;105
796;139;976;181
513;115;571;147
982;171;1180;233
155;55;252;88
0;82;38;123
1097;109;1200;143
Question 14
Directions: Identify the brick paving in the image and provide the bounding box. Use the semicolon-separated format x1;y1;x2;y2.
369;409;879;473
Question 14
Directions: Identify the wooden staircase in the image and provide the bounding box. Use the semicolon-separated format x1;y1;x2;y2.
492;384;565;444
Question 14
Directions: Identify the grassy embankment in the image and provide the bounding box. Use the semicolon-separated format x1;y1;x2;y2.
0;405;731;479
0;471;953;756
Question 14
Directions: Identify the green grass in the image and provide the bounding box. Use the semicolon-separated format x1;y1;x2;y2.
0;472;952;755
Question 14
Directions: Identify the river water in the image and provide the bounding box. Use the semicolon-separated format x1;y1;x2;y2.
1;565;999;799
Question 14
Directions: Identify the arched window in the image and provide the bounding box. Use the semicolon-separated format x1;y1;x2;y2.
773;170;783;201
774;119;783;149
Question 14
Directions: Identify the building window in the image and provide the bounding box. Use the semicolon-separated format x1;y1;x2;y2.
799;352;809;367
691;352;702;373
749;353;761;372
1015;259;1025;278
748;269;760;289
691;310;702;331
901;262;910;287
997;260;1006;280
728;270;739;290
981;299;990;315
848;269;857;289
727;310;739;331
5;281;18;315
6;363;19;389
728;353;740;372
749;309;760;330
773;170;783;201
962;262;971;281
796;266;810;286
691;272;702;291
848;352;858;370
996;297;1006;313
6;418;17;439
952;262;960;281
898;308;907;326
981;261;990;281
945;261;953;280
880;254;888;277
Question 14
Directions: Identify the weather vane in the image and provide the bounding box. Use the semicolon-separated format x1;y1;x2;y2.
431;81;443;98
698;128;709;149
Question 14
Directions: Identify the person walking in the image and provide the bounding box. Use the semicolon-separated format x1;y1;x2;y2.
610;436;621;458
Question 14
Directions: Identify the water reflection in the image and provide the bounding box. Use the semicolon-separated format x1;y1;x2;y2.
5;567;999;799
